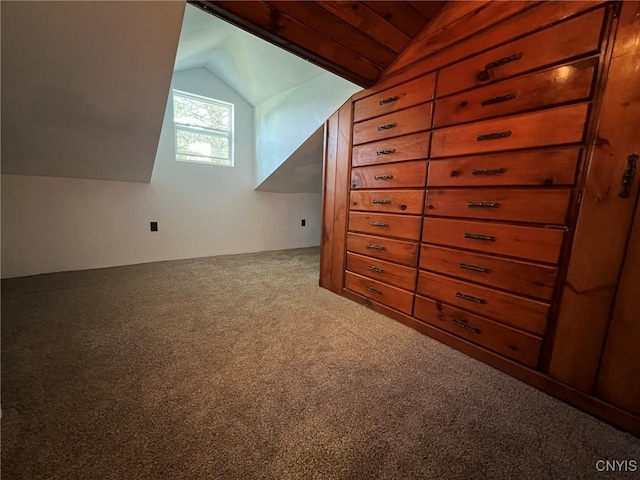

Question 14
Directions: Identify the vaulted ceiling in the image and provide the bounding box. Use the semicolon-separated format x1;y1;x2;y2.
189;1;448;87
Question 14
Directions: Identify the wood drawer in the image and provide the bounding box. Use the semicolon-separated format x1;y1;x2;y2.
437;7;605;97
354;73;436;123
434;57;597;128
350;190;424;215
347;232;418;267
345;271;414;315
419;244;558;300
431;103;589;158
414;295;542;367
416;271;549;335
424;188;572;225
353;103;432;146
346;252;417;291
352;132;430;167
422;217;565;264
427;148;581;187
351;161;427;189
348;212;422;241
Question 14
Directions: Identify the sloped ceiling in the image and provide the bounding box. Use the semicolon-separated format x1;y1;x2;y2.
175;4;327;106
1;1;185;182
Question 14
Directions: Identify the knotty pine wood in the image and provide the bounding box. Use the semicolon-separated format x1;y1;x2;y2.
422;217;565;264
345;271;414;314
427;148;581;188
413;295;543;367
353;103;433;146
424;188;572;225
417;271;549;335
596;193;640;415
433;57;597;128
352;132;430;168
351;161;428;190
419;244;558;301
350;189;425;215
363;1;444;37
346;232;418;267
348;212;422;241
346;252;417;291
430;103;589;158
549;1;640;394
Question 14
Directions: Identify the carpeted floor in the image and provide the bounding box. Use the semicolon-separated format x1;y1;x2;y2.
2;247;639;479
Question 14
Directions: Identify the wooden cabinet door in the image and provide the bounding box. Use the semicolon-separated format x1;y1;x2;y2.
595;194;640;415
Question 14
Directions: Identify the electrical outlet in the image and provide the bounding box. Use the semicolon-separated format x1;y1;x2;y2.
150;222;158;232
301;219;306;226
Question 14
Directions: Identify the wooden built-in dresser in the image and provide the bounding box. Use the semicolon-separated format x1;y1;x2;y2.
321;1;640;436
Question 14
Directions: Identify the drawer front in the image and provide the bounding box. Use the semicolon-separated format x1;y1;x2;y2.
414;295;542;367
354;73;436;123
434;57;597;128
416;271;549;335
351;161;427;190
346;252;417;291
345;272;414;314
347;233;418;267
427;148;580;187
424;188;572;225
420;244;558;300
349;212;422;241
422;217;565;264
353;103;432;145
352;132;430;167
350;190;424;215
437;7;605;97
431;103;588;158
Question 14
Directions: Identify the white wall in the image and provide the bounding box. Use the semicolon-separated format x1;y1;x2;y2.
254;72;360;187
1;68;322;278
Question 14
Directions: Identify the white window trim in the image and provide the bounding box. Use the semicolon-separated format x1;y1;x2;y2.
172;89;234;167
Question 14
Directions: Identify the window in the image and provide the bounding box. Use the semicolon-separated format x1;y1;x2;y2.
172;90;233;166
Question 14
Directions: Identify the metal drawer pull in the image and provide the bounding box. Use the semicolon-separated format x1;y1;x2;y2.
480;92;518;106
459;263;491;274
472;167;507;176
477;130;512;141
485;52;523;70
372;199;391;204
368;265;385;273
374;174;394;180
376;148;396;155
371;222;389;227
619;153;638;198
456;292;487;304
367;244;386;250
379;95;399;105
452;318;482;334
377;122;397;131
367;286;383;295
464;233;496;242
467;201;501;208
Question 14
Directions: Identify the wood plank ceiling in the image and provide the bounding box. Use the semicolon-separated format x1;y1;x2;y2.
188;1;448;87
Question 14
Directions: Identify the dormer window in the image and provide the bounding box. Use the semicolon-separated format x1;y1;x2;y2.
172;90;234;166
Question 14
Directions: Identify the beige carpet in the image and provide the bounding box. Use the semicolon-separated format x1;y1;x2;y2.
2;247;639;479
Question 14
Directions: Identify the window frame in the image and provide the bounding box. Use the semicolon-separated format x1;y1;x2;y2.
172;89;234;167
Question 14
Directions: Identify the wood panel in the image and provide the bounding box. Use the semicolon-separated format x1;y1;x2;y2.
419;244;558;301
433;57;597;128
351;161;427;190
378;2;605;87
363;1;444;37
345;271;414;314
549;1;640;393
427;148;580;188
424;188;572;225
417;271;550;335
596;194;640;415
430;104;589;158
414;295;543;367
386;1;535;78
319;100;353;293
346;232;418;267
353;103;432;145
348;212;422;241
422;217;566;264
